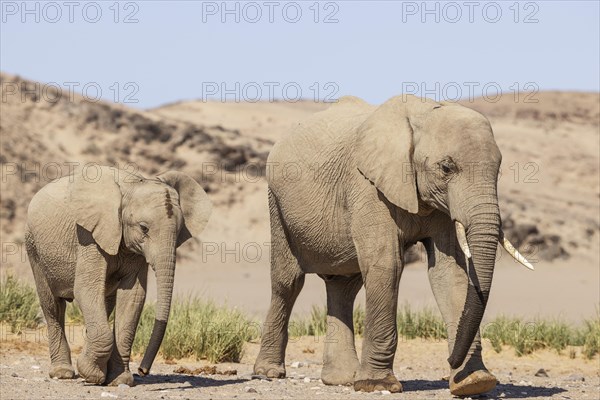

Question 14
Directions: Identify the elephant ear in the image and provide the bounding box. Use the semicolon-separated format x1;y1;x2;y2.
157;171;212;246
355;96;419;213
69;169;123;255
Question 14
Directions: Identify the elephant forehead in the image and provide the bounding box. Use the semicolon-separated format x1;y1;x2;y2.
418;111;494;149
426;107;490;133
131;185;180;211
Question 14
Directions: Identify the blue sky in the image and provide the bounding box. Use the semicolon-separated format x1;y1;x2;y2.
1;1;599;108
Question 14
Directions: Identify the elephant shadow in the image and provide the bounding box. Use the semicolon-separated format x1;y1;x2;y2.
401;379;448;391
134;373;247;390
492;382;567;399
402;379;567;398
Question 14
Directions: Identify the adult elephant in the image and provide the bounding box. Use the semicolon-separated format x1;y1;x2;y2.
254;95;532;396
25;166;211;385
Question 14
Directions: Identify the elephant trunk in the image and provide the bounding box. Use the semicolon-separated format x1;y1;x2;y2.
448;189;500;369
138;233;177;376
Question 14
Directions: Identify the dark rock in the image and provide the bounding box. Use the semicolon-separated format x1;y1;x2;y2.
502;216;568;262
566;374;584;382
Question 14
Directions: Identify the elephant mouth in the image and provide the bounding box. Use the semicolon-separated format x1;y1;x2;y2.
454;221;533;270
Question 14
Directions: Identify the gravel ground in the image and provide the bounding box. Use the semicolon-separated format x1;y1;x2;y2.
1;337;598;399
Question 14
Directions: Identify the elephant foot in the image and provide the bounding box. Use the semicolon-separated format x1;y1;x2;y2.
450;369;497;397
253;362;286;378
77;354;106;384
49;364;76;379
107;371;134;387
321;359;358;386
354;372;402;393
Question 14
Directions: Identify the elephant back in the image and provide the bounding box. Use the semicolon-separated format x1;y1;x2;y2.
267;97;375;184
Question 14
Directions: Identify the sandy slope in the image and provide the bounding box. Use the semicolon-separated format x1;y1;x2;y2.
151;100;327;142
1;73;598;324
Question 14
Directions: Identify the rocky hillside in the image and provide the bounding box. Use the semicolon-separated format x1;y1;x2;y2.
0;73;270;242
1;73;598;271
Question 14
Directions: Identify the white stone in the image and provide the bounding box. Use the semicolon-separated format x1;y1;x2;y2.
100;392;118;398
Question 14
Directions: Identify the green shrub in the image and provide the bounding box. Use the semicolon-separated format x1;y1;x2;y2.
289;305;366;338
353;304;366;336
133;297;258;363
66;301;84;324
482;316;591;357
66;300;114;324
397;304;447;341
287;317;310;339
288;306;324;338
0;275;41;333
483;316;520;353
581;314;600;359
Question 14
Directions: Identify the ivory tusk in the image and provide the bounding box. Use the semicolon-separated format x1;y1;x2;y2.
455;221;472;259
500;231;535;270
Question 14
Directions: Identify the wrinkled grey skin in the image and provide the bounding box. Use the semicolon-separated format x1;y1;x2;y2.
25;167;211;386
254;95;501;395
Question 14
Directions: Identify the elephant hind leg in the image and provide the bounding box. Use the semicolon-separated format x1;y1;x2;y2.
46;299;75;379
27;237;74;379
254;189;305;379
321;273;362;386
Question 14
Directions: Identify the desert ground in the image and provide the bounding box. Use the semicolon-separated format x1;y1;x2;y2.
1;327;598;399
0;73;599;398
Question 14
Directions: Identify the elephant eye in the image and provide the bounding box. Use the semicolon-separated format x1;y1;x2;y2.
439;158;456;175
139;223;149;235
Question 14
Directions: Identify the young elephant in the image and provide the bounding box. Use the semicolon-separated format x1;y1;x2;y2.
254;95;532;396
25;166;211;385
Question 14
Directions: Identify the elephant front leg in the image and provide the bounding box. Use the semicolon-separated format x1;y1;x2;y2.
352;220;403;393
106;266;148;386
74;249;113;384
426;237;497;396
321;273;362;386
